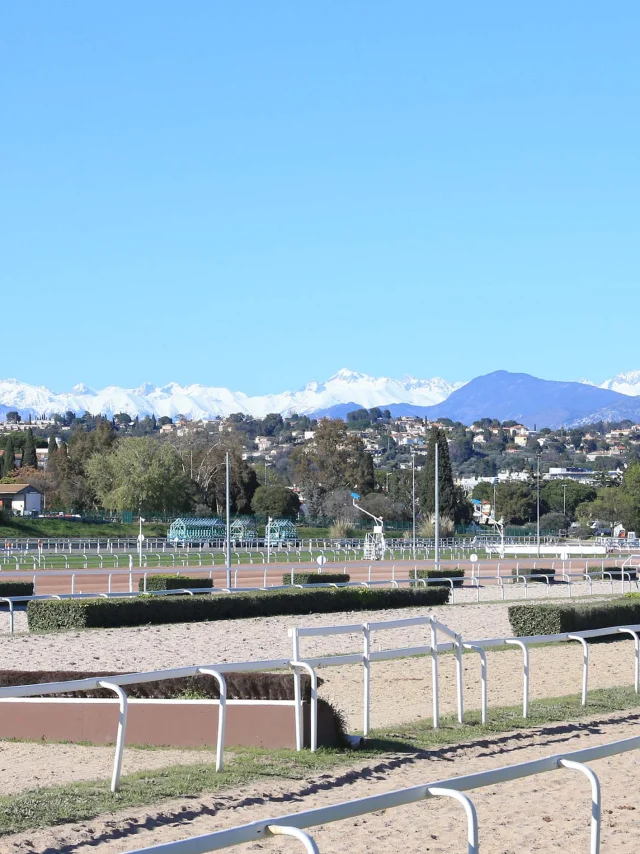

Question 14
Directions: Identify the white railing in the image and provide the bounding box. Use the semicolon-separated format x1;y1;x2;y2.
287;617;640;740
2;612;640;798
128;733;640;854
0;658;291;792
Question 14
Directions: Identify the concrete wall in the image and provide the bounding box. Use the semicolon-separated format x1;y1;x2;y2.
0;698;339;749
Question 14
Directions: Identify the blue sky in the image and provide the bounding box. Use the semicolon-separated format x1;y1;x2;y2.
2;2;638;394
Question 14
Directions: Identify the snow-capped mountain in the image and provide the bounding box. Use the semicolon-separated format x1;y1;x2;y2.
598;370;640;396
0;371;463;421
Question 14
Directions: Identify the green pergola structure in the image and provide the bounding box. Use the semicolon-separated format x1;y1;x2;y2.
230;517;257;544
265;518;298;546
168;517;226;544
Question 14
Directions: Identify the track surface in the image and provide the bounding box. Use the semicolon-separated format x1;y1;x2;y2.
0;557;621;596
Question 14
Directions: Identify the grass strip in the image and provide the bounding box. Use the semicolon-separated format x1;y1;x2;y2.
1;685;640;836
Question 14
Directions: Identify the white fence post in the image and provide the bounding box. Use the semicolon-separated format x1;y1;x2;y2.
363;624;371;737
430;618;440;728
98;681;129;792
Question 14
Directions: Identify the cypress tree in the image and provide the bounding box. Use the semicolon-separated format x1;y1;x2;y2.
22;428;38;469
418;427;463;522
2;436;16;476
47;435;57;469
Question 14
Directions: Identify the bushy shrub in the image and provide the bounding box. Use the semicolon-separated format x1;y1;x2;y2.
0;582;34;598
509;598;640;637
28;586;451;632
139;575;214;592
510;567;556;584
283;573;350;586
0;668;316;700
409;568;465;587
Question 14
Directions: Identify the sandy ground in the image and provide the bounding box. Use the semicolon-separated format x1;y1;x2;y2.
3;712;640;853
1;598;639;851
0;742;214;795
0;637;637;799
0;602;515;670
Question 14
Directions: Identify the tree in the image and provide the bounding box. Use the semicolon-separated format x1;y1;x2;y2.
47;434;58;462
576;488;636;531
22;428;38;469
2;436;16;476
291;419;376;495
495;482;538;525
251;485;300;519
539;480;596;521
418;428;470;523
86;437;191;513
6;411;21;424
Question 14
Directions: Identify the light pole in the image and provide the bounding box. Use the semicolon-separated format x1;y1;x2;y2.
536;454;541;558
225;452;231;589
266;516;272;563
563;483;567;518
434;441;440;569
411;452;416;560
493;481;497;521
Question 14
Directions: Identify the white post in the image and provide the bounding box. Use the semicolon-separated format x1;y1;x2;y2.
363;624;371;736
430;618;440;728
225;452;231;589
267;516;272;564
434;442;440;570
98;681;128;792
291;628;303;751
455;633;464;724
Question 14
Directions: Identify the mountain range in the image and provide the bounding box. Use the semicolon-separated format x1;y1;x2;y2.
1;369;640;429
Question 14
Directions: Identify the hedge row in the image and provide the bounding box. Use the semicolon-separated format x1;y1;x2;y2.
0;669;316;701
27;586;450;632
139;575;214;592
509;598;640;636
409;568;465;588
0;582;34;598
283;573;350;586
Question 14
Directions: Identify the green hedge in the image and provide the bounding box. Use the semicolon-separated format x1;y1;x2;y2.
509;598;640;636
409;568;465;588
283;573;350;586
27;586;450;632
0;582;34;598
0;669;316;700
139;575;214;592
511;567;556;583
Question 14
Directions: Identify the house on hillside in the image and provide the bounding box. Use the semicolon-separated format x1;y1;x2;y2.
0;484;42;516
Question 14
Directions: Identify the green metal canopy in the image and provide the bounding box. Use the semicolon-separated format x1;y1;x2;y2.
168;517;225;543
230;517;257;542
265;518;298;545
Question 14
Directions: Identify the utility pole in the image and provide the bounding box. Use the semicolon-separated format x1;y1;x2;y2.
536;454;541;558
411;452;416;560
225;452;231;588
434;441;440;568
563;483;567;518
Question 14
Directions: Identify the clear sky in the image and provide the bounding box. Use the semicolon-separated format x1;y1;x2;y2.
2;2;638;394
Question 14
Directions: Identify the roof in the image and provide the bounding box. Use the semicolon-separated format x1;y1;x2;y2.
0;484;41;495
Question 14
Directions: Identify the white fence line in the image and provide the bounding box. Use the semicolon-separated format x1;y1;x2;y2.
2;614;640;795
129;733;640;854
0;658;291;792
289;617;640;738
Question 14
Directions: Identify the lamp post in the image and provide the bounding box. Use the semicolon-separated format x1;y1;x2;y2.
225;452;231;589
266;516;272;563
536;454;541;558
434;441;440;569
563;483;567;518
411;452;416;560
